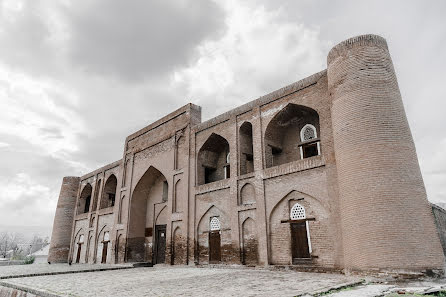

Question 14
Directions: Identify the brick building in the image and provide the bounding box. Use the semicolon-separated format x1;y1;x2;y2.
48;34;444;275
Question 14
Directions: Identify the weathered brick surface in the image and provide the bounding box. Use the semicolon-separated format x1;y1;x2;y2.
327;34;444;271
48;35;444;275
48;176;80;263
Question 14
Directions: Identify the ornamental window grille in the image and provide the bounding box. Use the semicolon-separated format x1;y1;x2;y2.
210;217;221;231
290;203;306;220
300;124;317;142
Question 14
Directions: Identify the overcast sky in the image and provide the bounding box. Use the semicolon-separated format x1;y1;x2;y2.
0;0;445;235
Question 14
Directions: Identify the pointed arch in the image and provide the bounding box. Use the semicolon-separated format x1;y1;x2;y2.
197;204;227;234
239;121;254;175
127;165;168;262
240;183;256;205
78;183;92;214
100;174;117;209
264;103;320;168
241;217;258;265
173;179;183;213
197;133;230;185
172;226;186;265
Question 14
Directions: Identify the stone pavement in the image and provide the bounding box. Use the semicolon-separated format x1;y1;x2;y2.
0;265;359;297
1;264;446;297
0;263;133;279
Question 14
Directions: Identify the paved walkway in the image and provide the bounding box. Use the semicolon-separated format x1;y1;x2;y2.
1;264;445;296
0;263;133;279
0;265;359;297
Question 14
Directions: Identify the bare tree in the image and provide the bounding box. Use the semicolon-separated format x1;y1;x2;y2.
0;232;25;258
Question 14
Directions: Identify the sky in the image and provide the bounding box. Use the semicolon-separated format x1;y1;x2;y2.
0;0;445;236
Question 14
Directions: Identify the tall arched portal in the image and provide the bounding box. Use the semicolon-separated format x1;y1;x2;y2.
127;166;168;263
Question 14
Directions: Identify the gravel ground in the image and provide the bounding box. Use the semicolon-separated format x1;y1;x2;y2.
0;265;359;297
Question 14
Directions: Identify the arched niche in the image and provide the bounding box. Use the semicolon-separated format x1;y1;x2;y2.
100;174;117;209
268;190;332;265
127;166;168;262
176;135;188;170
239;122;254;175
264;103;320;168
240;183;256;205
173;179;184;213
172;226;186;265
197;133;230;185
78;184;92;215
241;217;258;265
197;205;230;264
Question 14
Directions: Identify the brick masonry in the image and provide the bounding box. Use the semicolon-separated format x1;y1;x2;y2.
48;34;445;275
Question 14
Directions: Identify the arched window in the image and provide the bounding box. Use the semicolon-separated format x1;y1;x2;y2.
103;231;110;242
299;124;320;159
264;104;320;168
78;184;92;215
239;122;254;175
197;133;230;185
78;234;84;244
300;124;317;142
290;203;306;220
210;217;221;231
101;175;117;209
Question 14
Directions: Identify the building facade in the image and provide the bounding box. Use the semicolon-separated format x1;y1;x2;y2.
48;34;445;275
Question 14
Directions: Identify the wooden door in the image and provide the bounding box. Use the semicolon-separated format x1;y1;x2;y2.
209;231;221;263
75;244;82;263
155;225;167;264
101;242;108;263
291;222;310;260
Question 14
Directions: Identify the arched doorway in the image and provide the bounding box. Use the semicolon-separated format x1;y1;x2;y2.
75;234;84;263
127;166;169;263
209;217;221;263
101;231;110;263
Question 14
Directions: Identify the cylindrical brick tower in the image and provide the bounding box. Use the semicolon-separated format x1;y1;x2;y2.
48;176;80;263
327;35;444;273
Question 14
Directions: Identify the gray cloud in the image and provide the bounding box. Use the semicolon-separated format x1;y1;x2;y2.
64;0;225;81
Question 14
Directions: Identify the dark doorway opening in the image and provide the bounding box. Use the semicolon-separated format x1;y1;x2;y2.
75;244;82;263
101;241;108;263
209;231;221;263
291;222;310;263
154;224;167;264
